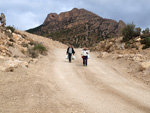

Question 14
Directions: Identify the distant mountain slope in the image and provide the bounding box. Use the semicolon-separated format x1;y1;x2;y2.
27;8;126;47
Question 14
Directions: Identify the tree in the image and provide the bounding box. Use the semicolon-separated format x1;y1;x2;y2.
134;27;141;37
142;28;150;35
122;23;135;41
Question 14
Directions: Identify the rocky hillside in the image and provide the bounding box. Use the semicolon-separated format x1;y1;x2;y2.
90;36;150;86
0;27;35;72
90;36;143;53
27;8;126;47
0;26;65;72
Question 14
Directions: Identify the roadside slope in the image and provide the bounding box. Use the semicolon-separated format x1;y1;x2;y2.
52;48;150;113
0;32;150;113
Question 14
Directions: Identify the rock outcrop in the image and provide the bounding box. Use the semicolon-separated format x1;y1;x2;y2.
90;33;150;85
90;36;143;53
27;8;126;47
0;27;39;72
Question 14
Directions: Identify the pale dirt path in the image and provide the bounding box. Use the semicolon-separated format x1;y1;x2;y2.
52;48;150;113
0;31;150;113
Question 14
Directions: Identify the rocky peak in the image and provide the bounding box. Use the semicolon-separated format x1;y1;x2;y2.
27;8;126;47
44;13;58;24
118;20;126;28
43;8;100;25
115;20;126;35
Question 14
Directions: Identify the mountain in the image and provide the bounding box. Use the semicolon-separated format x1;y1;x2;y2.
27;8;126;47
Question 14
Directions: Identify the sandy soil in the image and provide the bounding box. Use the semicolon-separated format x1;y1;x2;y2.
0;33;150;113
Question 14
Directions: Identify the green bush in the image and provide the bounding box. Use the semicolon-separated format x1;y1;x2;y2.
140;28;150;49
142;28;149;35
140;39;145;44
33;43;47;53
134;27;141;37
141;37;150;49
122;23;135;42
140;28;150;39
141;34;150;39
26;43;47;58
122;23;141;42
6;26;15;33
28;48;38;58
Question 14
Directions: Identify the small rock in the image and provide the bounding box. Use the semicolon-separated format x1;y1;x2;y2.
135;37;141;42
97;52;110;58
117;55;123;59
139;61;150;71
0;55;5;59
33;59;38;63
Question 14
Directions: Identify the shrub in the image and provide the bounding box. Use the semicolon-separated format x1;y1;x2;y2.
122;23;135;42
33;43;47;54
28;48;38;58
141;37;150;49
140;39;146;44
141;34;150;39
26;42;47;58
122;23;141;42
142;28;149;35
6;26;15;33
134;27;141;37
140;28;150;39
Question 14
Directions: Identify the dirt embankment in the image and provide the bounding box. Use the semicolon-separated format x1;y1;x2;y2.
91;36;150;86
0;31;150;113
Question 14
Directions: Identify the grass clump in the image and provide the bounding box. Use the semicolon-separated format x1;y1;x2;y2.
27;43;47;58
33;43;47;53
28;48;39;58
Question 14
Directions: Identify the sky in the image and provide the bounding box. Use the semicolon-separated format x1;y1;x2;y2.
0;0;150;30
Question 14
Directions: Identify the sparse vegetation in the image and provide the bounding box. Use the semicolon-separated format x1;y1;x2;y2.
141;37;150;49
26;25;43;33
134;27;141;37
33;43;47;54
6;26;15;33
21;42;28;47
122;23;135;41
46;29;72;39
28;48;39;58
142;28;149;35
122;23;141;42
27;43;47;58
140;28;150;49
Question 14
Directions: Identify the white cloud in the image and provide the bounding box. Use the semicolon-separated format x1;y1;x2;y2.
6;10;41;30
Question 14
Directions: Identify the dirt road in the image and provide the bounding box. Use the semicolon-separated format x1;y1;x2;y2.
0;37;150;112
51;48;150;113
